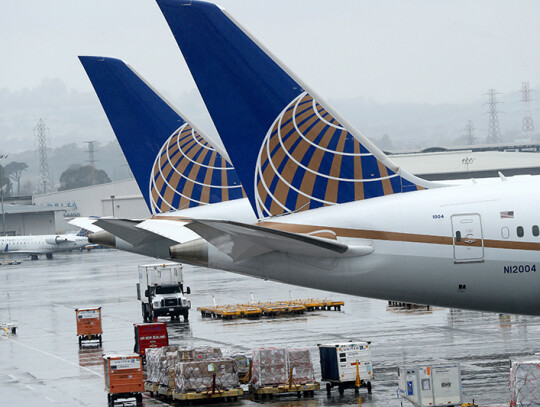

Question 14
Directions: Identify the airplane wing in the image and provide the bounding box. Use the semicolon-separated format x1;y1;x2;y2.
185;219;373;262
136;218;200;244
69;217;103;233
94;219;168;247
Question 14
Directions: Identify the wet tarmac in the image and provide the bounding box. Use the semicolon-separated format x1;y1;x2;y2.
0;249;536;406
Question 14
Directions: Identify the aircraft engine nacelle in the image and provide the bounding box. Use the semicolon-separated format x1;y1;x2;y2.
45;236;68;245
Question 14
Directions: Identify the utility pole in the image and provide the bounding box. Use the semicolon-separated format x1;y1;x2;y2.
485;89;502;144
0;153;8;236
34;119;51;193
520;82;534;140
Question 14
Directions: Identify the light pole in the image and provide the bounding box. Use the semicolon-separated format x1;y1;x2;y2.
0;154;8;236
110;195;115;217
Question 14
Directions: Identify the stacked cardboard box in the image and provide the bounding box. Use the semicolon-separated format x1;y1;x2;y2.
287;348;315;384
251;348;288;388
510;358;540;406
145;345;180;384
175;358;238;393
193;346;222;360
224;351;251;378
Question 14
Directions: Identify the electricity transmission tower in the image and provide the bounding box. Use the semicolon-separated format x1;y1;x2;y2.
34;119;51;194
464;120;476;145
520;82;534;139
85;140;97;185
485;89;502;144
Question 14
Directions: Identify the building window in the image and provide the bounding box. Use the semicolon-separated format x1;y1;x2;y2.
517;226;524;238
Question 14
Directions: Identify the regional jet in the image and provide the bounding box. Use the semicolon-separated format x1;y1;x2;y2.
0;232;89;260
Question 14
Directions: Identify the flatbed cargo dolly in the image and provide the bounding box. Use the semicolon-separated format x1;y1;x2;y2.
0;322;17;335
172;387;243;401
249;382;319;399
76;307;102;347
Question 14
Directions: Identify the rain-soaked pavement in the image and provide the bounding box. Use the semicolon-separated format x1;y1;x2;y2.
0;249;534;406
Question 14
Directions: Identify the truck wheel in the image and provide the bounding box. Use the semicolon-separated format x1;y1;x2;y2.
78;336;82;348
326;383;331;394
142;303;148;322
135;393;143;406
367;381;372;394
183;311;189;322
338;384;344;395
99;335;102;347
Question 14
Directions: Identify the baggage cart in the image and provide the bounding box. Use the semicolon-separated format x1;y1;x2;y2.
133;322;168;359
318;341;373;394
398;363;463;407
103;354;143;406
75;307;102;347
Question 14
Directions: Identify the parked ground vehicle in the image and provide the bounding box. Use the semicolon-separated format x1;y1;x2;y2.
75;307;102;347
136;263;191;322
133;322;168;358
103;354;143;406
318;341;373;394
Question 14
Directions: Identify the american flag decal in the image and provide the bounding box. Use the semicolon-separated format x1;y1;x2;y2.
500;211;514;219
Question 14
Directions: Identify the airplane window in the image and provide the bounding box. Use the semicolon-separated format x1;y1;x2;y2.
533;225;539;237
501;227;510;239
455;231;461;242
517;226;524;238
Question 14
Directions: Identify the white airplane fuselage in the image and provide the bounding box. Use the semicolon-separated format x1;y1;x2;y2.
0;234;88;256
196;177;540;315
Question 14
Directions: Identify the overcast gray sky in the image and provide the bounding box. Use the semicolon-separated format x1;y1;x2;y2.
2;0;539;105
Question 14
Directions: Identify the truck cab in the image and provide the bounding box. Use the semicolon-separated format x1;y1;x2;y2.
137;263;191;322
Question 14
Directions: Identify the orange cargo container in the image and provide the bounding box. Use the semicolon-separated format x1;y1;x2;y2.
75;307;102;347
103;354;143;406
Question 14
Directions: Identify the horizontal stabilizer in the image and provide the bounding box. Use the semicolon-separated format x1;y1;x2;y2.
185;219;372;261
94;219;165;247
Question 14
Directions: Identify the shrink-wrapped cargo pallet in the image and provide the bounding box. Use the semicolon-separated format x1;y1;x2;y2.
251;348;288;388
510;358;540;406
175;358;239;393
287;348;315;384
224;351;251;377
159;350;180;388
194;346;222;360
146;345;180;384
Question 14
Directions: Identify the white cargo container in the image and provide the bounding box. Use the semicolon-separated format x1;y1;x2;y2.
398;363;462;407
318;341;373;394
136;263;191;322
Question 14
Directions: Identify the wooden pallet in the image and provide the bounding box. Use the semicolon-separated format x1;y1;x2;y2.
250;382;320;395
172;388;243;401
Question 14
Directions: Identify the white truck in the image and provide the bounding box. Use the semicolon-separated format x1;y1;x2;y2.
318;341;373;394
398;363;463;407
136;263;191;322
